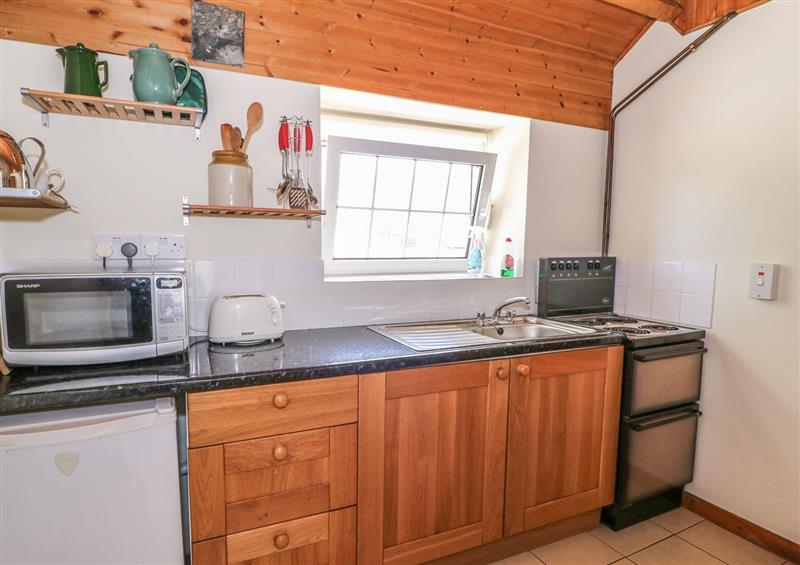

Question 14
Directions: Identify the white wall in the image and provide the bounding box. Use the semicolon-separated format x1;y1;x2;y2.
525;119;608;259
611;2;800;542
0;39;321;259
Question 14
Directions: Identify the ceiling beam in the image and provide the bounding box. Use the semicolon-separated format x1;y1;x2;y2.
599;0;683;22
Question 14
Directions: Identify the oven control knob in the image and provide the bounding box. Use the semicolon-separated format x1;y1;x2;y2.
550;261;557;271
573;261;580;270
565;262;572;270
558;262;565;270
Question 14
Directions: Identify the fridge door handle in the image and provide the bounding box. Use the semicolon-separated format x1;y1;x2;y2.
630;409;702;432
632;346;707;363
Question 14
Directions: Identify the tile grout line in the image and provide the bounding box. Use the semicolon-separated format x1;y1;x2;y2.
673;529;734;565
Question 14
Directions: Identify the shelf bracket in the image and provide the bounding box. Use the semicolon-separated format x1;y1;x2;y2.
182;196;190;226
193;113;203;140
21;88;50;127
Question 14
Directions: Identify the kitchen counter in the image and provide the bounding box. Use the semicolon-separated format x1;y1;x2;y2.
0;326;624;414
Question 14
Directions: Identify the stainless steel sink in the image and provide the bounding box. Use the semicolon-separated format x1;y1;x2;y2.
369;316;598;351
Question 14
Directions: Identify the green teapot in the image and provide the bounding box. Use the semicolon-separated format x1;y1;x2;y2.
129;43;191;105
56;43;108;97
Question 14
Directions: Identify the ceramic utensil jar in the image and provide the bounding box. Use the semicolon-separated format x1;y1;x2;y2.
129;43;191;105
56;43;108;97
208;151;252;207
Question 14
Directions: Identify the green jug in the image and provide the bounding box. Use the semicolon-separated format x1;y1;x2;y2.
129;43;191;105
56;43;108;97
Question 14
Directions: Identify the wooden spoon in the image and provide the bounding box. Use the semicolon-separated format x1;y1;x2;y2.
231;127;243;152
241;102;263;153
220;123;233;150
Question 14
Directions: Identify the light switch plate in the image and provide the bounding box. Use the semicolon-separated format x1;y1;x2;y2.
749;263;779;300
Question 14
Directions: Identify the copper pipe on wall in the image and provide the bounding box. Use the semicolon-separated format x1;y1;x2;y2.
601;12;738;256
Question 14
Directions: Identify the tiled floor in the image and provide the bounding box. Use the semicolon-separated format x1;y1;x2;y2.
491;508;791;565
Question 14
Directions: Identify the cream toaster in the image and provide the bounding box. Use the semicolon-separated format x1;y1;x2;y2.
208;294;285;345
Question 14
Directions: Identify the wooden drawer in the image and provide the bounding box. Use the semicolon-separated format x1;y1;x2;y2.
190;424;357;541
226;507;356;565
225;425;357;533
188;375;358;447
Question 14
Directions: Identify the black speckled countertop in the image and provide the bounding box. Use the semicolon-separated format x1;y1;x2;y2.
0;326;623;414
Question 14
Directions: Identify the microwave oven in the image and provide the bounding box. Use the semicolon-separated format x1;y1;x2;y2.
0;271;188;366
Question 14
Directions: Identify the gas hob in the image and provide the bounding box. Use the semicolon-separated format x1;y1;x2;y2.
556;314;706;349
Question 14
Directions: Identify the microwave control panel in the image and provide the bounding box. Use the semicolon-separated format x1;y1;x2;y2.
155;276;187;342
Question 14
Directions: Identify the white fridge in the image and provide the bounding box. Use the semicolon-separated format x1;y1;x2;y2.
0;398;184;565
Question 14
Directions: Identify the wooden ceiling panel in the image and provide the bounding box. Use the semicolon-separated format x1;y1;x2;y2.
0;0;771;130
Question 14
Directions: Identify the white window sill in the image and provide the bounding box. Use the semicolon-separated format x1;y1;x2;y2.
324;272;523;283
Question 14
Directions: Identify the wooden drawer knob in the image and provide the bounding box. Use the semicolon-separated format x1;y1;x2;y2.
272;392;289;409
516;364;530;377
274;532;290;550
273;443;288;461
495;366;507;380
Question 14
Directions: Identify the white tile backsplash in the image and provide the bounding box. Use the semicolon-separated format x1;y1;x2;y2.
627;260;654;289
191;260;237;298
613;258;717;329
614;286;627;313
650;291;681;323
680;292;714;328
615;258;629;287
625;287;652;317
653;261;683;292
682;263;716;295
234;260;274;294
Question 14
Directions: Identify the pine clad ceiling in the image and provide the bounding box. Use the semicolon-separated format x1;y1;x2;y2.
0;0;768;130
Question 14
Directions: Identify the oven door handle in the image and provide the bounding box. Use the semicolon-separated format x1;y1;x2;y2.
630;409;702;432
632;346;707;363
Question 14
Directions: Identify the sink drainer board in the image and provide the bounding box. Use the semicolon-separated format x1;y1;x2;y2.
369;317;598;351
371;324;498;351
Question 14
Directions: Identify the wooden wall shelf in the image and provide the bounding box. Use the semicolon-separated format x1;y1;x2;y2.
0;188;70;210
21;88;204;139
181;198;325;227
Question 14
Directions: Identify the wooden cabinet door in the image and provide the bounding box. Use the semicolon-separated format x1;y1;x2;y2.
505;346;623;536
358;360;510;565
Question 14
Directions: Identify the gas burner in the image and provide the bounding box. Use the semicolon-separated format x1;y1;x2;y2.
579;319;609;326
640;324;680;332
607;326;652;335
602;316;640;324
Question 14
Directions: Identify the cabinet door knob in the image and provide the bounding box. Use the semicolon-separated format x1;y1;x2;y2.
495;366;507;380
516;364;530;377
273;392;289;409
274;532;290;550
273;443;288;461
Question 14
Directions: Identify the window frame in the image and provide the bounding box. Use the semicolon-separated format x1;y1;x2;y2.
323;135;497;277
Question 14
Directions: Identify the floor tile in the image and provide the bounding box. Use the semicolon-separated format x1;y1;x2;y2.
490;552;545;565
649;507;704;533
629;536;725;565
591;521;672;556
678;521;785;565
532;532;623;565
612;560;637;565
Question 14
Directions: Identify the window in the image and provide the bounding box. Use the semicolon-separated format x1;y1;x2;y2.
323;136;496;277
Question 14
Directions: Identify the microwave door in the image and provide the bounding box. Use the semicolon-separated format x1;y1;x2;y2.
2;276;156;365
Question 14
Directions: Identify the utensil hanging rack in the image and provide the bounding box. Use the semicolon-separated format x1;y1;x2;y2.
181;197;325;227
21;88;204;139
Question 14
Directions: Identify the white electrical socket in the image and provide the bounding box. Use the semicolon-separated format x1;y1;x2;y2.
92;234;141;260
92;234;186;260
140;235;186;259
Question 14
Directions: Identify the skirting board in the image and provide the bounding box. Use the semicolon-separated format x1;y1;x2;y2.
429;510;600;565
683;492;800;563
